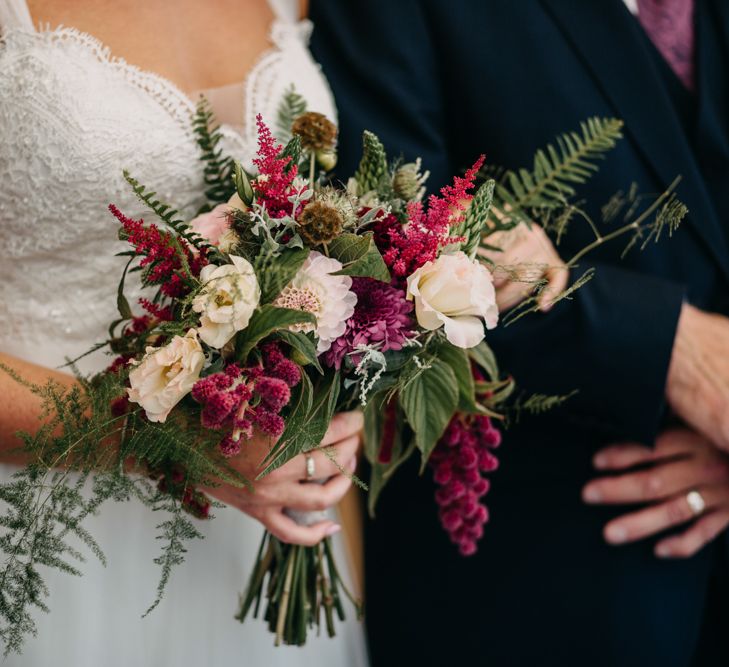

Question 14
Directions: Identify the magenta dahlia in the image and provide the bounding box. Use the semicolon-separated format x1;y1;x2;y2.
324;277;414;369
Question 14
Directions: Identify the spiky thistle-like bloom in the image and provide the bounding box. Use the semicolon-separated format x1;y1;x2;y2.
324;278;414;369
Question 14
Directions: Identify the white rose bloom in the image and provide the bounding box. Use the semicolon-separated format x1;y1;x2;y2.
192;255;260;349
127;329;205;423
274;251;357;353
406;251;498;349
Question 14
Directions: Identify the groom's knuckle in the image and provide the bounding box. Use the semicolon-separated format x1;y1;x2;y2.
641;473;662;499
666;498;691;525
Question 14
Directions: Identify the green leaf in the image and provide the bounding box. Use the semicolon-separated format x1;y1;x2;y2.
467;340;500;382
235;305;315;362
366;441;416;518
276;330;323;373
233;161;254;206
435;342;478;413
327;233;370;264
116;257;134;320
333;233;390;282
257;371;340;477
400;359;458;470
362;393;417;515
255;247;309;303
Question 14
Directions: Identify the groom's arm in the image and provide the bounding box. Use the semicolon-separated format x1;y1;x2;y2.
310;0;686;445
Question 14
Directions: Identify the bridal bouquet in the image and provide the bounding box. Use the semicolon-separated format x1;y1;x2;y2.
0;89;687;653
112;109;515;644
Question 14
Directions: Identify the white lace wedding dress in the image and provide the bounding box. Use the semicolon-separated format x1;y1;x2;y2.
0;0;367;665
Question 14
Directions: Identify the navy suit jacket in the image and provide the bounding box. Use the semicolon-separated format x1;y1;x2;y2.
312;2;729;665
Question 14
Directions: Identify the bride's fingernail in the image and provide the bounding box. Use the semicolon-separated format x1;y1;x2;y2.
347;457;357;472
655;544;672;558
325;524;342;536
582;485;602;503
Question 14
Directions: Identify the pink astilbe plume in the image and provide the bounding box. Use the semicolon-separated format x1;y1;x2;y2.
138;298;174;322
374;155;485;279
108;204;207;298
251;115;301;218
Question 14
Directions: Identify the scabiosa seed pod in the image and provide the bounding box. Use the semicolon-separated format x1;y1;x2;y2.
297;200;344;245
291;111;337;152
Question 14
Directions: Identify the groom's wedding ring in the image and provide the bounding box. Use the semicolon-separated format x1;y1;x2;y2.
305;453;316;480
686;490;706;516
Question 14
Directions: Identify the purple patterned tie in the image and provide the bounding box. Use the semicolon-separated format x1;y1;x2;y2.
637;0;696;91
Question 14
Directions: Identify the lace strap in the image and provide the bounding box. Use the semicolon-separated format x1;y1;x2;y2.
0;0;33;32
266;0;300;24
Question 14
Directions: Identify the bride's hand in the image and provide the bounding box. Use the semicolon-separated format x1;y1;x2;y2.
206;410;363;546
478;224;568;312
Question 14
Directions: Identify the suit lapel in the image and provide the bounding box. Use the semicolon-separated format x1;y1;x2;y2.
541;0;729;283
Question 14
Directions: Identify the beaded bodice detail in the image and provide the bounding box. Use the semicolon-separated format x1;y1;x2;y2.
0;0;336;371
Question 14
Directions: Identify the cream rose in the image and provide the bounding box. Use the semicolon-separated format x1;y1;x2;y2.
406;251;498;348
192;255;260;348
127;329;205;423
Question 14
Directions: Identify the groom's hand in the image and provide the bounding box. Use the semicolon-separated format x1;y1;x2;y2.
582;429;729;558
666;303;729;451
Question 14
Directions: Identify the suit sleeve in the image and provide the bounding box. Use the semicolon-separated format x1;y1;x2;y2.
310;0;686;446
490;262;685;444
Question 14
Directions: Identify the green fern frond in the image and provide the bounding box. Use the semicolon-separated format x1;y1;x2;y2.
354;131;389;194
192;97;236;206
0;367;247;654
494;117;624;222
143;503;204;617
122;171;224;266
276;85;308;143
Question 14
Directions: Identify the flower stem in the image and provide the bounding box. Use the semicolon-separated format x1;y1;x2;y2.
309;152;316;191
275;547;297;646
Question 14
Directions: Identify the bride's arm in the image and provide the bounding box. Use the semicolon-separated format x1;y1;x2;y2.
0;352;77;459
0;352;360;544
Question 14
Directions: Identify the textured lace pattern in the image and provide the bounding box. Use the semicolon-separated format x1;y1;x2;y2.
0;18;335;372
